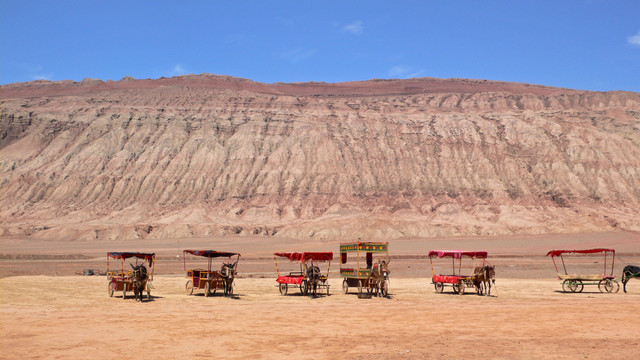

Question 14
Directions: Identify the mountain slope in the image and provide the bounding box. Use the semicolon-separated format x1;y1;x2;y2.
1;75;639;241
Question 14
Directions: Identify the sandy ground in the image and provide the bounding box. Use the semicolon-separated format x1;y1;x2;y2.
1;232;640;359
1;276;639;360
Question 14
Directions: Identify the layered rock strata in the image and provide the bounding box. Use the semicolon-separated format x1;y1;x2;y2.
1;75;639;241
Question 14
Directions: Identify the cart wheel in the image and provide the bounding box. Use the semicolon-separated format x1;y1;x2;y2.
205;282;211;297
598;279;615;293
563;280;583;293
300;280;308;295
279;283;288;295
146;283;151;300
358;280;363;294
185;280;194;295
456;282;465;295
613;281;620;293
108;282;114;297
434;282;444;293
381;279;389;297
452;283;459;294
342;279;348;294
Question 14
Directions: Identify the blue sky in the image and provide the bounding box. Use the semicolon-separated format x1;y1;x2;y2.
2;1;639;91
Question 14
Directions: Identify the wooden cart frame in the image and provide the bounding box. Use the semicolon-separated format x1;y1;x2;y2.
340;242;390;296
107;252;155;300
274;252;333;297
547;248;619;293
429;250;488;295
183;250;241;297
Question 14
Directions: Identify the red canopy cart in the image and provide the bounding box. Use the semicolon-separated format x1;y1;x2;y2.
547;248;618;293
274;252;333;296
183;250;240;297
107;252;155;300
429;250;488;295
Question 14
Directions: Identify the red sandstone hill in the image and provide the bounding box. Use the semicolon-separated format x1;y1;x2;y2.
1;74;639;241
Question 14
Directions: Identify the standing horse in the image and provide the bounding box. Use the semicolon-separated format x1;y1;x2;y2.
367;259;390;297
130;263;148;302
473;265;496;296
220;261;238;297
622;265;640;293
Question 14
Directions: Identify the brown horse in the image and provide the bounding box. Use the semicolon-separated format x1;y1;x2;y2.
130;263;148;302
473;265;496;296
367;259;391;297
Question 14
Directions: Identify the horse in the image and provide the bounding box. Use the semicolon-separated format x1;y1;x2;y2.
622;265;640;293
473;265;496;296
305;264;321;297
130;263;148;302
367;259;391;297
220;258;239;297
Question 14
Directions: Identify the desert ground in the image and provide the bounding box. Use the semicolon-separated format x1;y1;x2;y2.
1;231;640;359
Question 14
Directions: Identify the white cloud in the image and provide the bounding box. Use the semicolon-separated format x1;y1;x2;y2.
389;65;424;79
628;31;640;46
19;64;53;81
281;48;316;63
30;73;53;81
344;21;363;35
170;64;188;76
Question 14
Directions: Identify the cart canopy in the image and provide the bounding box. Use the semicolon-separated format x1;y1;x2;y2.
107;252;155;266
340;242;388;253
546;248;615;257
274;252;333;262
428;250;488;259
183;250;240;258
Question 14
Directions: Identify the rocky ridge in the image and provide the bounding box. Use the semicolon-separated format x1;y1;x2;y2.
1;74;639;241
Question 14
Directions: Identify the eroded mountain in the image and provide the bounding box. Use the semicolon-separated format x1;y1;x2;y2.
1;74;639;241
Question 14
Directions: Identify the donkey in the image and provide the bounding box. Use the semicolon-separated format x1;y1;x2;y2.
130;263;148;302
305;264;321;297
622;265;640;293
473;265;496;296
220;257;240;297
367;259;391;297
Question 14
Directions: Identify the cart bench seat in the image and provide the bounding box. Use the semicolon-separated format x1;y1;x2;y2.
432;275;470;284
107;271;133;280
557;274;612;281
187;269;221;279
340;268;372;278
276;275;304;284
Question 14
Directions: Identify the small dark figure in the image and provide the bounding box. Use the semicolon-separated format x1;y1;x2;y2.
622;265;640;293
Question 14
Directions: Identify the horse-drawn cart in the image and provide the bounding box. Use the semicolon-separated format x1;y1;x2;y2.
183;250;240;297
274;252;333;296
340;242;390;297
107;252;155;301
547;248;619;293
429;250;489;295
